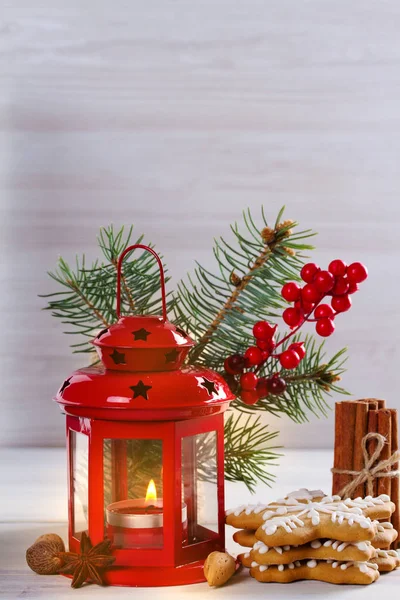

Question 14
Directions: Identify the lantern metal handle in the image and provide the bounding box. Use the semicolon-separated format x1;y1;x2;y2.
116;244;167;321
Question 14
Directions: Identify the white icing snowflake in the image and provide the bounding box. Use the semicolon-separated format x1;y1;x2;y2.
227;491;389;536
226;489;324;517
260;495;376;535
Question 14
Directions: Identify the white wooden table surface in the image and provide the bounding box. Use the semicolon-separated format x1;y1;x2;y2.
1;448;399;599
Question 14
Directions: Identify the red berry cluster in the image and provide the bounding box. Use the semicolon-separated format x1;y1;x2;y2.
281;260;368;337
224;320;305;405
223;258;368;407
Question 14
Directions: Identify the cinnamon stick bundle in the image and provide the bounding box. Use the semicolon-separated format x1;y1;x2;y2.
389;409;399;549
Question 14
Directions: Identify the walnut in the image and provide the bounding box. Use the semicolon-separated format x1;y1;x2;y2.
35;533;65;553
26;536;65;575
204;551;236;586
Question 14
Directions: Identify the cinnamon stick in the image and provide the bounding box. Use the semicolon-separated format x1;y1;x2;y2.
389;409;399;548
360;399;378;411
332;401;357;496
377;409;392;497
367;409;379;497
353;402;369;498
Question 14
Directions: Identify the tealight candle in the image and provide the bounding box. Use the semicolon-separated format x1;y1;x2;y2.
106;479;188;548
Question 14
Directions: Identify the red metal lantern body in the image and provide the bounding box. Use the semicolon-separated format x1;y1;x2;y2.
54;245;235;586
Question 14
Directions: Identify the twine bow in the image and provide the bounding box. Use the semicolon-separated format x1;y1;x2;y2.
331;432;400;499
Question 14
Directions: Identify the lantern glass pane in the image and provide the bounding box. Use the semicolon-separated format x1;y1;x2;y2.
103;438;163;548
71;430;89;538
181;431;219;546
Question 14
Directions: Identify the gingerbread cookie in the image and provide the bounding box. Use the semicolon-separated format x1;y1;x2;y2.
234;523;397;550
248;538;376;565
255;498;379;547
226;489;324;530
249;559;380;585
371;549;400;572
226;492;394;533
233;529;257;548
238;552;253;568
372;522;398;549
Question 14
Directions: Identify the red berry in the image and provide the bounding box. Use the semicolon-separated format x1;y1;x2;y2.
331;294;352;313
300;263;320;283
302;300;315;314
224;353;245;375
281;282;301;302
302;283;321;304
314;304;335;320
253;321;277;340
347;262;368;284
315;270;335;293
294;300;304;314
266;375;287;395
256;377;269;398
289;341;306;360
328;259;347;277
256;338;275;351
348;281;359;294
331;276;350;296
283;307;302;327
244;346;263;366
240;372;258;390
241;390;260;405
315;318;335;337
279;349;301;370
260;350;270;361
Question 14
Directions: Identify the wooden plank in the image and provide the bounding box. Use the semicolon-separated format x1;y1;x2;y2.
0;0;400;448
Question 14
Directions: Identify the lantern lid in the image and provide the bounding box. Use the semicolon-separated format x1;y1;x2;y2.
55;245;235;419
92;315;194;371
91;244;195;372
54;364;235;421
93;315;193;350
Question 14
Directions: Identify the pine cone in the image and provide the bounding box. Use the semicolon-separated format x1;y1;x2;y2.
276;219;295;237
261;227;275;244
230;272;242;287
283;246;296;257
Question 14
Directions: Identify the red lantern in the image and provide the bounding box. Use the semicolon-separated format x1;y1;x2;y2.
54;245;235;586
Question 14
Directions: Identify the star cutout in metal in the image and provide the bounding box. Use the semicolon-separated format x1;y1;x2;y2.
59;377;72;396
165;348;180;363
132;328;151;341
110;349;126;365
130;380;152;400
199;377;218;396
96;328;109;340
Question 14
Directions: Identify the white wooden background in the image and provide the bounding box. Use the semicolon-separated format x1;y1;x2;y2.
0;0;399;449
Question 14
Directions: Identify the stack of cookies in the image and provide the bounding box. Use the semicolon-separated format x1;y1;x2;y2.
226;489;399;585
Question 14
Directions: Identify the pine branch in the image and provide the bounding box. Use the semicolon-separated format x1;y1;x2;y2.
232;336;348;423
224;413;281;492
174;207;315;369
40;225;172;354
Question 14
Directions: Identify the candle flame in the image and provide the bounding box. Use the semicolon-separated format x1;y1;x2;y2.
145;479;157;504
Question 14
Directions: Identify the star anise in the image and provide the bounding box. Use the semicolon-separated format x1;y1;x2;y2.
58;532;115;588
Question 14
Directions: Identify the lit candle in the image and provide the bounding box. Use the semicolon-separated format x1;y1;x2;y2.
106;479;187;548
